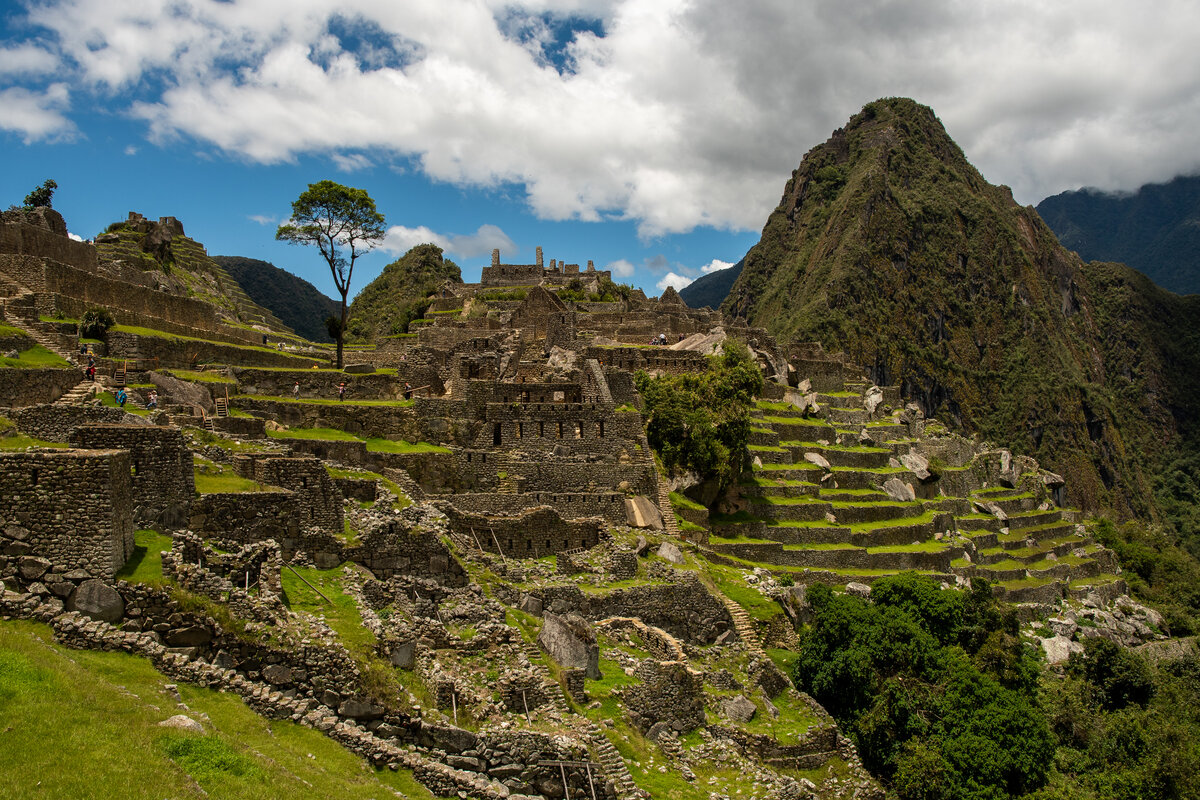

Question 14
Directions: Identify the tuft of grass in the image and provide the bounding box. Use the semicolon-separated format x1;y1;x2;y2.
0;345;72;369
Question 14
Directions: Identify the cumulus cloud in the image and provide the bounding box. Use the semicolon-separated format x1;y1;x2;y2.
331;152;372;172
0;83;74;142
248;214;277;225
656;271;693;292
700;258;733;274
123;144;138;156
0;44;59;75
382;223;516;259
607;259;635;278
14;0;1200;226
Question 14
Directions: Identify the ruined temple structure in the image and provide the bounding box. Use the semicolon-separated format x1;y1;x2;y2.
0;211;1138;800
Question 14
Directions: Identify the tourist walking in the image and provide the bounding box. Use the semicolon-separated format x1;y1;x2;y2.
338;382;346;401
293;380;300;399
115;387;127;407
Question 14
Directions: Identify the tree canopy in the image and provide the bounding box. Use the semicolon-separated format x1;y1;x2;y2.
22;179;56;209
276;180;385;367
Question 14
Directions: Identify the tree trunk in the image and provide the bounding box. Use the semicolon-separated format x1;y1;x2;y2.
337;292;347;369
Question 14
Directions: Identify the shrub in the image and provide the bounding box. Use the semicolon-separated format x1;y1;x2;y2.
80;307;115;339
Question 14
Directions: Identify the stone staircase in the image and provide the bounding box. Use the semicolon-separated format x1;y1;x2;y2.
520;637;645;798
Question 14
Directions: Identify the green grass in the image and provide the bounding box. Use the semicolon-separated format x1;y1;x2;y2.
193;460;268;494
109;325;316;363
266;426;363;442
98;391;152;416
669;491;706;511
164;369;236;384
0;619;435;799
116;529;175;585
0;323;27;337
0;345;72;369
702;562;783;622
237;393;414;408
364;438;451;454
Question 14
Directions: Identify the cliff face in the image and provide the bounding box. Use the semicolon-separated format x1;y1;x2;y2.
723;97;1197;515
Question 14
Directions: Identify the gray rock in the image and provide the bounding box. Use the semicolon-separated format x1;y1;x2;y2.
657;541;684;564
900;452;931;480
338;698;384;720
262;664;292;685
625;496;664;530
4;524;30;541
537;612;601;679
67;579;125;623
166;626;212;647
517;593;543;617
882;477;916;502
18;556;51;581
633;536;650;557
1041;635;1084;665
158;715;205;734
722;695;757;723
343;363;374;374
389;641;415;669
803;452;831;470
488;763;524;779
845;581;872;599
863;385;884;415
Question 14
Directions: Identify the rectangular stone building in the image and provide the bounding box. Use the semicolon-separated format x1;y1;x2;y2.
0;449;134;577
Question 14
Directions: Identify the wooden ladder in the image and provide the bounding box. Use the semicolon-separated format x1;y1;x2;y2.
113;360;127;387
215;387;230;418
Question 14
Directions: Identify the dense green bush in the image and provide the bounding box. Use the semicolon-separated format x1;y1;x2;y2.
635;339;763;493
79;307;115;340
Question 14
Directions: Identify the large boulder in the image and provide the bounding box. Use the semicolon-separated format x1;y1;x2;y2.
882;477;916;502
900;452;931;481
67;579;125;623
803;452;831;471
657;541;684;564
625;496;664;530
537;612;600;679
722;695;757;723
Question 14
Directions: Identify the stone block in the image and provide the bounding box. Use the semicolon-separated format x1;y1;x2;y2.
67;579;125;623
625;496;664;530
537;612;600;679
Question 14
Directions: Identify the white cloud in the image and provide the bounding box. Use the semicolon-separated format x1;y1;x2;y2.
248;214;277;226
382;223;516;259
124;144;138;155
14;0;1200;227
0;44;59;75
656;271;692;292
700;258;733;274
0;83;74;142
331;152;372;172
607;259;635;278
67;232;83;242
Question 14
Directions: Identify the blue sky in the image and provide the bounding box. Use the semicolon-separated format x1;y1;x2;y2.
3;1;1199;301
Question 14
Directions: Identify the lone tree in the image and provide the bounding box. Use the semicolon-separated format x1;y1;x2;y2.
276;180;385;368
23;178;57;209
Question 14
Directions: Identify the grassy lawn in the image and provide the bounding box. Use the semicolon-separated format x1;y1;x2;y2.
109;325;315;364
364;438;450;454
164;368;236;384
0;345;72;369
116;529;175;586
193;459;269;494
0;416;67;451
669;491;706;511
98;391;152;416
0;619;434;799
267;426;363;442
237;393;413;408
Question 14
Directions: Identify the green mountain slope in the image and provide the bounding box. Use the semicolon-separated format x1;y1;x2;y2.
211;256;340;343
346;244;462;341
679;258;743;309
1037;176;1200;295
723;97;1199;517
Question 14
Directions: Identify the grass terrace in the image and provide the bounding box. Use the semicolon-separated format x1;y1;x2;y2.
236;393;414;407
0;345;72;369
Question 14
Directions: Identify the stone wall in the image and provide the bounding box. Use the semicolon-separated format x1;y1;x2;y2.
442;492;628;524
234;397;419;440
0;211;98;272
0;448;134;577
105;330;318;370
625;659;705;734
189;490;302;546
347;519;467;586
69;424;194;529
533;573;734;645
0;367;81;408
248;456;344;534
233;367;438;401
12;404;131;442
439;505;605;559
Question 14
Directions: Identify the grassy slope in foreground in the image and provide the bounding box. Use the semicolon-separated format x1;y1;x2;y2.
0;619;434;799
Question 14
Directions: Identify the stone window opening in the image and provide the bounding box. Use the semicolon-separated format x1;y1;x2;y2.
30;468;38;485
557;422;563;439
517;422;523;439
598;420;605;438
538;421;545;437
575;421;583;439
493;423;502;446
481;453;487;463
466;452;472;463
545;539;551;550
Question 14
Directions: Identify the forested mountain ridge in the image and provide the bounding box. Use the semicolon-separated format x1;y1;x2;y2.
211;255;340;343
721;97;1200;521
1037;175;1200;296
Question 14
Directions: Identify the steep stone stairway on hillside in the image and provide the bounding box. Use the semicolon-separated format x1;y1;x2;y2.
707;364;1123;603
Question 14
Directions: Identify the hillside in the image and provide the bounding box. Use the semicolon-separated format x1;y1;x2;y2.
679;258;743;309
212;256;340;343
1037;175;1200;295
722;97;1199;518
346;243;462;341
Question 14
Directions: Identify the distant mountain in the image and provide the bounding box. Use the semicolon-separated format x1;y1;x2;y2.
346;243;462;341
1037;175;1200;295
723;97;1200;518
211;256;340;342
679;259;743;309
